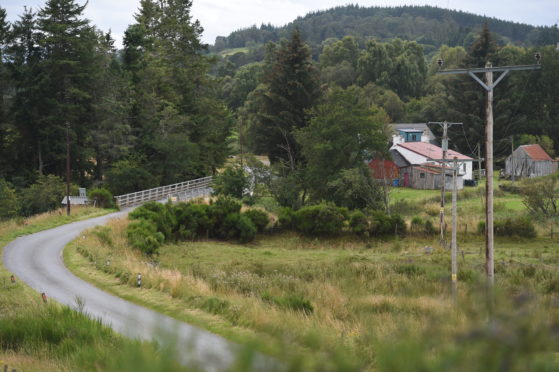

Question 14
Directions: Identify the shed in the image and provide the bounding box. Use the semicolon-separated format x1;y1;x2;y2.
399;164;463;190
368;159;399;181
505;144;558;179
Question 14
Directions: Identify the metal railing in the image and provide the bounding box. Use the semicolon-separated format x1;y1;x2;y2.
115;176;213;208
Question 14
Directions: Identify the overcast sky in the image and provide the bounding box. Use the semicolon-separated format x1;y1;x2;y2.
4;0;559;47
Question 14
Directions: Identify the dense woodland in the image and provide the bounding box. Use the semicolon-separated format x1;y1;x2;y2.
1;0;559;218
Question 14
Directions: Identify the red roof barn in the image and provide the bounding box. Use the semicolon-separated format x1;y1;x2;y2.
368;159;399;180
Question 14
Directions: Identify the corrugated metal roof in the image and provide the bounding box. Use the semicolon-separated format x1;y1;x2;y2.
397;142;472;160
520;144;555;161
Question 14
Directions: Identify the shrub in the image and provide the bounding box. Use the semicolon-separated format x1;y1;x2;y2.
211;165;248;198
129;202;177;240
278;207;296;229
0;179;19;220
424;219;437;235
478;217;536;238
173;203;212;240
521;177;558;218
243;209;269;232
349;210;369;236
88;188;115;209
19;174;67;216
126;219;165;255
219;212;257;243
368;210;406;236
294;203;345;236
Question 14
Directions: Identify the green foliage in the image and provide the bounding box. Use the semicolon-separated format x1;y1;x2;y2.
173;203;212;240
88;188;115;209
19;174;66;216
106;160;158;196
243;209;269;232
296;86;388;208
521;177;558;218
212;165;249;198
262;292;314;314
219;212;257;243
369;210;406;236
278;207;296;229
126;219;165;255
478;216;537;238
349;209;369;236
293;203;346;236
129;202;177;241
0;179;19;220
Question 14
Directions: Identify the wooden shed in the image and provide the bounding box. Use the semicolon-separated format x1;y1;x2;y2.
399;164;463;190
505;144;558;179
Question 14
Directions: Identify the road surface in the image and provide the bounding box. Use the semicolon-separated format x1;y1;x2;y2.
3;210;276;371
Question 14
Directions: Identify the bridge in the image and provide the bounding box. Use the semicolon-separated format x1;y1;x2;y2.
114;176;213;208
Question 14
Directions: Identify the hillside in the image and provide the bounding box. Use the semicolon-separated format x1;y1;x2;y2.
211;5;557;53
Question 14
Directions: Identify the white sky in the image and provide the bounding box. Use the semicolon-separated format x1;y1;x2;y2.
4;0;559;47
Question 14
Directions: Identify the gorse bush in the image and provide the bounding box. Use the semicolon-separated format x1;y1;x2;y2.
88;188;115;209
129;202;177;240
126;219;165;255
19;174;67;216
478;216;536;238
211;165;248;198
293;203;346;236
369;210;406;236
349;209;369;236
243;209;269;232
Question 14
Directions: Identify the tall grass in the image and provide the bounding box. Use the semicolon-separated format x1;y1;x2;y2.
70;213;559;370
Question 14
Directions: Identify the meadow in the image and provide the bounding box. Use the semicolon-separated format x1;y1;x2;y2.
66;181;559;371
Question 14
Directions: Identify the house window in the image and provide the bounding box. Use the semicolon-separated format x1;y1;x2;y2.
463;163;466;172
420;173;425;179
412;134;417;141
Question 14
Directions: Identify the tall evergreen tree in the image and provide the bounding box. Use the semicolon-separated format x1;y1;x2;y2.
248;29;320;169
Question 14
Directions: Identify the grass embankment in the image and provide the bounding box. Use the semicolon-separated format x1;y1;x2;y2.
67;187;559;371
0;207;188;372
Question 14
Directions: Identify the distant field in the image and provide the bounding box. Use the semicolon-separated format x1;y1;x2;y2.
218;47;249;57
67;189;559;371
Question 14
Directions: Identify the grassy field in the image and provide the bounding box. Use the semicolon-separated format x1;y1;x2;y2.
0;207;192;372
66;186;559;371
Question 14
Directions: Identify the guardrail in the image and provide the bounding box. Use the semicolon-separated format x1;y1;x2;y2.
115;176;213;208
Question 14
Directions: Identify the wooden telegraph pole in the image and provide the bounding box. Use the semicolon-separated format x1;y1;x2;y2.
436;55;541;285
428;121;462;246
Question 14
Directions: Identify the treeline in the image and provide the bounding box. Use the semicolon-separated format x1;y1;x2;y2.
212;5;559;53
0;0;231;204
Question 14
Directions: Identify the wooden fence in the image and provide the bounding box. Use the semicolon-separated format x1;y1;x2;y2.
114;176;213;208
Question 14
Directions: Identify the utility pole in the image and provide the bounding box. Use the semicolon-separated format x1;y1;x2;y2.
66;122;71;216
477;142;482;182
428;121;462;246
510;135;515;183
437;55;541;285
430;156;479;300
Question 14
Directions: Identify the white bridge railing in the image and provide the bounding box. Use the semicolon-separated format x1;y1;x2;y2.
115;176;213;208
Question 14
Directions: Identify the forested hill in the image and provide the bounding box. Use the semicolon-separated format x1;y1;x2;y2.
211;5;556;53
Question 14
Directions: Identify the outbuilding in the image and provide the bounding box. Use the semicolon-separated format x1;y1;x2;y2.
505;144;558;179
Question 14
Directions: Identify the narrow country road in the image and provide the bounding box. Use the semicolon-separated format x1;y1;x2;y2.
3;210;275;371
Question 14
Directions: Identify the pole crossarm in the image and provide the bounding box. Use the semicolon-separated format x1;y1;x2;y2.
438;65;540;92
437;64;541;75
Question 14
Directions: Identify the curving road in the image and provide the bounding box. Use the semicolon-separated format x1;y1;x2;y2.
3;210;276;371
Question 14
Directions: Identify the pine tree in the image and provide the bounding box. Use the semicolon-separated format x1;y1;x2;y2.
248;29;320;169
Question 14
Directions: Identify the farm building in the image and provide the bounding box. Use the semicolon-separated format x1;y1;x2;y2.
390;123;437;146
399;163;464;190
368;159;399;182
505;144;558;179
390;141;473;181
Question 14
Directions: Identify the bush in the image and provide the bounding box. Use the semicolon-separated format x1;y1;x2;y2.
368;210;406;236
478;216;536;238
0;179;19;220
219;212;257;243
410;216;424;232
19;174;67;216
129;202;177;240
349;210;369;236
424;219;437;235
278;207;296;229
243;209;269;232
88;188;115;209
126;219;165;255
521;177;558;218
173;203;212;240
211;165;248;198
294;203;346;236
